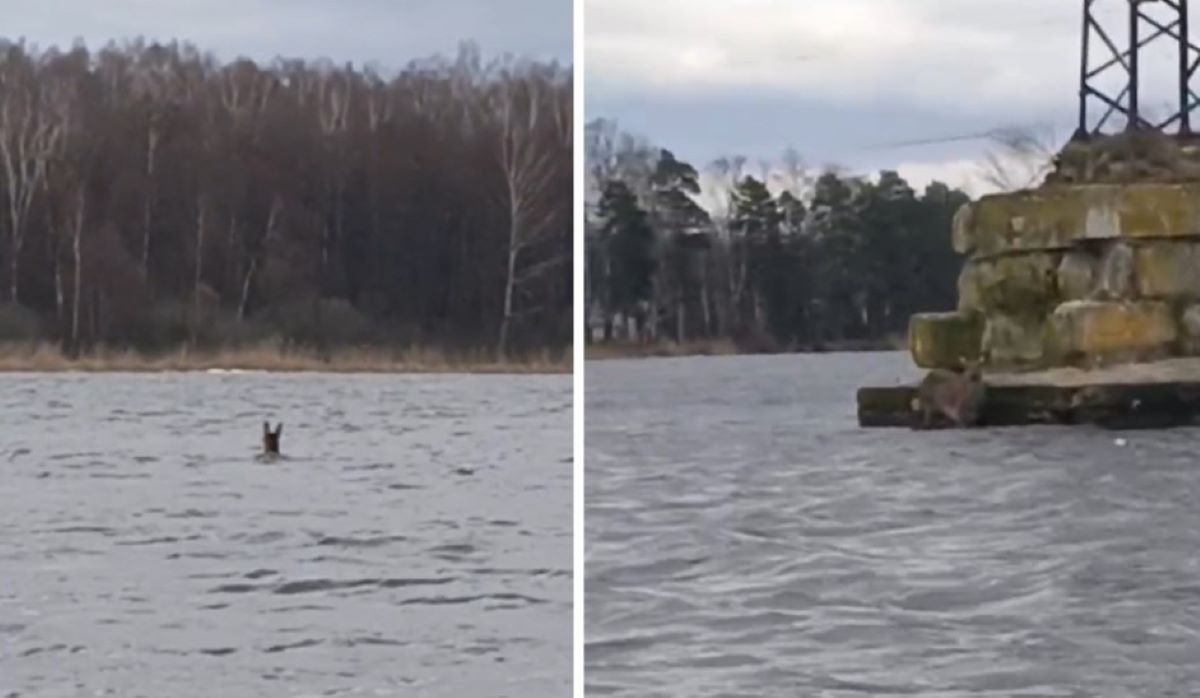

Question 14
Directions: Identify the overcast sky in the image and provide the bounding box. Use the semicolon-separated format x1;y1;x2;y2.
0;0;571;67
586;0;1184;196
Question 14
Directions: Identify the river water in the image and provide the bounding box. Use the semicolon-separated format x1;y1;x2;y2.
0;371;571;698
586;352;1200;697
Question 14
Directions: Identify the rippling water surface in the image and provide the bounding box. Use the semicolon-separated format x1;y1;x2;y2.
586;353;1200;697
0;372;571;697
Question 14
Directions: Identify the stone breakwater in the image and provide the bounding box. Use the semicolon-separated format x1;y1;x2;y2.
911;182;1200;371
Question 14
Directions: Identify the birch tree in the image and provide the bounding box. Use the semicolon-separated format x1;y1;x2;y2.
0;40;572;355
42;47;97;352
490;63;571;357
0;45;65;304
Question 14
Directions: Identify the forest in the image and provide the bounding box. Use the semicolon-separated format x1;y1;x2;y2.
584;117;973;353
0;39;571;361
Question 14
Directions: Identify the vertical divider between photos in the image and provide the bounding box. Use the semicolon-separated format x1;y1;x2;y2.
571;0;586;694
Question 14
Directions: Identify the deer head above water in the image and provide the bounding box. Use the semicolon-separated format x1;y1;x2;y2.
262;421;283;455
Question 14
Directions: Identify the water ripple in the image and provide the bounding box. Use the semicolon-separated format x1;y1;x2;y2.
587;353;1200;697
3;372;570;697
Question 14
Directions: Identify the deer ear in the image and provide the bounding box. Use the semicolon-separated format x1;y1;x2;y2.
274;423;283;438
263;421;270;436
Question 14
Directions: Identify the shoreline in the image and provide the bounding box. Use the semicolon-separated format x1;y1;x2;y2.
584;339;904;361
0;344;571;375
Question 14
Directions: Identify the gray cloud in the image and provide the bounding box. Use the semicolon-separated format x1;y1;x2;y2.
586;0;1185;193
0;0;571;67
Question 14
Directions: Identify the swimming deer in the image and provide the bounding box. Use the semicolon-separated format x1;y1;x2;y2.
262;421;283;456
912;362;986;429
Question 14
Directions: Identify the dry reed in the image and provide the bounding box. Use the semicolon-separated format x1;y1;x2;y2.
0;342;570;375
585;339;740;360
584;336;906;361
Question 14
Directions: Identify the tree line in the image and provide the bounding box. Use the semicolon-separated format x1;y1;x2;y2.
0;39;571;357
584;118;972;351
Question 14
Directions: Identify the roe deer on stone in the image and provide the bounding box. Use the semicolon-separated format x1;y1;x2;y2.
912;363;986;428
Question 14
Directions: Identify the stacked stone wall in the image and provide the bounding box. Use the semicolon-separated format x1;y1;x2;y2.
911;181;1200;370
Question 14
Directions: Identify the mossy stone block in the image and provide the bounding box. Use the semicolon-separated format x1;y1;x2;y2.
1048;300;1178;360
1133;241;1200;299
963;253;1060;314
909;311;984;369
1057;248;1099;301
983;313;1048;368
955;184;1200;257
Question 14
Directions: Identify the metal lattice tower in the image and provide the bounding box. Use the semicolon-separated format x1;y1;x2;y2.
1078;0;1200;137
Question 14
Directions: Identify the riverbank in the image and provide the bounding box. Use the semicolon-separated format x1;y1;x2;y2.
585;336;905;361
0;343;571;374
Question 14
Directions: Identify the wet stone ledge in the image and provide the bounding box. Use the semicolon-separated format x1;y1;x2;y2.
857;380;1200;430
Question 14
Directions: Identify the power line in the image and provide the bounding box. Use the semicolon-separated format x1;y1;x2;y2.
862;129;1008;150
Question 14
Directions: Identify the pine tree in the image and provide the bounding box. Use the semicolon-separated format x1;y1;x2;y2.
597;179;656;338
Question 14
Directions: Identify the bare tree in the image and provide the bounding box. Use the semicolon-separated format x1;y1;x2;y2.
0;40;571;355
585;117;619;205
979;125;1061;192
0;46;65;304
312;65;352;298
490;64;571;357
237;195;279;321
42;49;96;351
772;146;812;199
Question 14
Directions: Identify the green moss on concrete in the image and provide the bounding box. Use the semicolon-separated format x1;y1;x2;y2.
1116;184;1200;238
1048;300;1178;362
1132;241;1200;299
956;184;1200;257
984;313;1049;368
1180;304;1200;354
966;253;1061;314
909;311;984;369
957;262;983;312
958;189;1087;256
1057;248;1099;301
